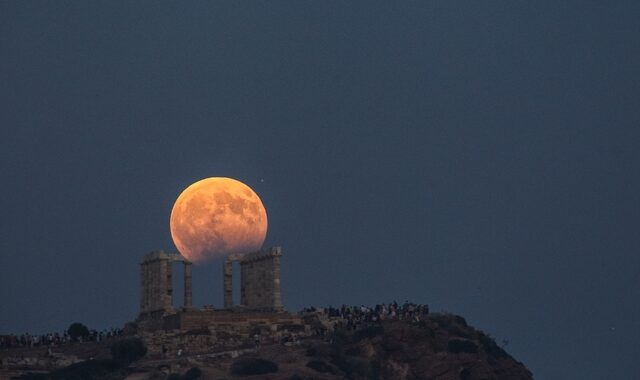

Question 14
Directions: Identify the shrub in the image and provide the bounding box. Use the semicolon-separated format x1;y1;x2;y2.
344;346;361;356
16;374;47;379
447;338;478;354
306;360;336;374
67;322;90;341
454;315;468;327
414;320;428;328
230;358;278;376
330;330;349;346
184;366;202;380
48;359;117;379
381;337;405;352
110;338;147;367
447;324;472;339
352;325;384;342
331;355;372;379
478;332;507;358
307;343;332;357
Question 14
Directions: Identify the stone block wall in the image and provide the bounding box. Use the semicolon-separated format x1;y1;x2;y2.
140;310;309;356
240;247;283;310
139;251;192;320
140;251;173;316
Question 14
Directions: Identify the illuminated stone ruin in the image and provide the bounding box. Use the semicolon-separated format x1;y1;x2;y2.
139;251;192;319
224;247;283;311
139;247;283;319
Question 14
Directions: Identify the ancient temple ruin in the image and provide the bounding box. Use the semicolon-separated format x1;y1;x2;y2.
224;247;283;311
138;247;283;321
139;251;192;319
135;246;309;354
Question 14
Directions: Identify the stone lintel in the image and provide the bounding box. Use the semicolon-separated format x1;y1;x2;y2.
142;250;171;263
227;253;245;262
240;246;282;264
142;250;190;264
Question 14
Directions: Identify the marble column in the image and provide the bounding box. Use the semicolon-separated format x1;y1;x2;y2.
164;259;173;311
223;260;233;308
272;255;283;310
183;261;193;308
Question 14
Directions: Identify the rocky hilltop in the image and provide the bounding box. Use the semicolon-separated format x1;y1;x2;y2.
295;313;533;380
3;311;532;380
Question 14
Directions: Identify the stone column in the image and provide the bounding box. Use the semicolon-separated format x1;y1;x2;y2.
272;255;283;310
183;261;193;308
140;263;147;313
163;259;173;311
240;261;247;306
223;260;233;308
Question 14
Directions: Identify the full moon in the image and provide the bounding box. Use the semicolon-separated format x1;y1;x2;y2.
169;177;268;263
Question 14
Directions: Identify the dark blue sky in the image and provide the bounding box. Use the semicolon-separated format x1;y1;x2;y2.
1;2;639;378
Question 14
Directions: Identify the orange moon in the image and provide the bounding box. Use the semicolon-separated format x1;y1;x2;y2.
169;177;267;263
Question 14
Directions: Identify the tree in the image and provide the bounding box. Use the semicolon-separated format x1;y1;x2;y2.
184;367;202;379
67;322;90;342
110;338;147;367
230;358;278;376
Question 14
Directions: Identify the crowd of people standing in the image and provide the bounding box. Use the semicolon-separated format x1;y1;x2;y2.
0;328;123;350
304;301;430;332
